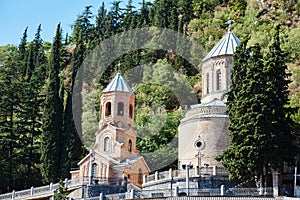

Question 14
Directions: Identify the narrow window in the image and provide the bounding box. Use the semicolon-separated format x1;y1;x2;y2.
104;137;109;151
118;102;124;116
138;168;143;184
105;102;111;117
91;163;98;177
206;73;210;94
128;139;132;153
129;104;133;119
216;69;221;91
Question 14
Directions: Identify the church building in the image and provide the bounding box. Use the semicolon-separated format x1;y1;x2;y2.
71;72;150;189
178;30;240;171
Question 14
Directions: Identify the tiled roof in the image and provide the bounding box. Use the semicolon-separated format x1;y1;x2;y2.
203;31;240;61
103;73;135;95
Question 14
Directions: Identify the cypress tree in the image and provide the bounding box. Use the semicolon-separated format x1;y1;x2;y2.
217;29;297;182
60;31;85;178
263;25;296;166
40;24;64;183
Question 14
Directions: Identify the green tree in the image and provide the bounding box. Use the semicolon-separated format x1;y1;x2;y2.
177;0;193;32
40;24;64;183
72;5;95;43
18;27;28;67
0;48;23;192
19;24;47;188
262;25;296;166
60;31;86;178
217;29;296;182
138;0;152;27
95;2;107;40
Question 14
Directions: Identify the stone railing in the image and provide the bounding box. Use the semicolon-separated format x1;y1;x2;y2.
124;186;274;199
228;187;274;196
0;176;113;200
0;182;60;200
143;166;228;185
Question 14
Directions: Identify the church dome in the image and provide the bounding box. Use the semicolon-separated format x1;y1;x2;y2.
202;31;240;61
103;72;135;95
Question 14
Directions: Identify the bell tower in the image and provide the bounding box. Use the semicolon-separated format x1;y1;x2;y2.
95;72;138;162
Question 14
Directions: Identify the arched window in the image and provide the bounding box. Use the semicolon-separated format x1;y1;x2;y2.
128;139;132;153
206;73;210;94
216;69;221;91
118;102;124;116
138;168;143;184
129;104;133;119
91;163;98;177
105;102;111;117
104;137;110;151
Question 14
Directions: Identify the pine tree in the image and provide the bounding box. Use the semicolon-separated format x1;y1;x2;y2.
110;0;124;33
138;0;152;27
95;2;107;40
72;6;95;43
0;49;21;192
18;27;28;65
153;0;174;28
122;0;138;31
40;24;64;183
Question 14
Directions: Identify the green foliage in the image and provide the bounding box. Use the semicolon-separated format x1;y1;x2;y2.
40;24;65;183
0;0;299;192
72;6;95;43
54;180;69;200
217;27;297;181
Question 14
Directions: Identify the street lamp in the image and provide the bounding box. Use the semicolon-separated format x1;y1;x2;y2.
182;163;193;196
194;139;205;188
88;149;95;185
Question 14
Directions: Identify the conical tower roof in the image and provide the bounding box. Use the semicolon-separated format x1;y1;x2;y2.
103;72;135;95
203;31;240;61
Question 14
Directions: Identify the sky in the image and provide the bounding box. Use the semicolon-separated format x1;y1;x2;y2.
0;0;143;46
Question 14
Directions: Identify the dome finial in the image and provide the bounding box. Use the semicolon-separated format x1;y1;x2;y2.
225;19;234;32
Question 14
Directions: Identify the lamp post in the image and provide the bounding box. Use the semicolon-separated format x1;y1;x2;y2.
194;139;205;189
182;163;193;196
88;149;95;185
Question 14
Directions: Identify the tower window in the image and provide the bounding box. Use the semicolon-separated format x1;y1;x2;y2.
128;139;132;153
216;69;221;91
129;104;133;119
118;102;124;116
105;102;111;117
206;73;210;94
91;163;98;177
104;137;110;151
138;168;143;184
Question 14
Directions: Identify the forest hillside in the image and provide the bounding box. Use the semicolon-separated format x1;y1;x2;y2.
0;0;299;193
